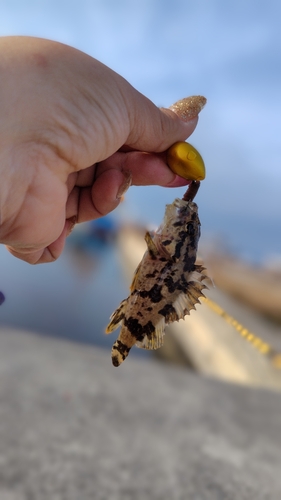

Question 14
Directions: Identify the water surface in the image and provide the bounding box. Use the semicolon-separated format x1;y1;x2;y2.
0;242;150;361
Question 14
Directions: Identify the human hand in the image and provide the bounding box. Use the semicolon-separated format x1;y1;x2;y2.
0;36;205;264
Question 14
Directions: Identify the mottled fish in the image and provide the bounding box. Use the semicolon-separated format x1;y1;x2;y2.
106;181;208;366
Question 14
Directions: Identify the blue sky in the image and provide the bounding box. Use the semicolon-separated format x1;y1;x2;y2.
1;0;281;262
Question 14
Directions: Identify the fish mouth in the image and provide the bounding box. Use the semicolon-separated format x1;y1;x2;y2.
182;180;200;202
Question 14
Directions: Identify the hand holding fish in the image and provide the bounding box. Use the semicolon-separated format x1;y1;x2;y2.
0;36;205;264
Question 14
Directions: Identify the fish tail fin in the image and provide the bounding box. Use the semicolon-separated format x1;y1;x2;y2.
111;339;132;367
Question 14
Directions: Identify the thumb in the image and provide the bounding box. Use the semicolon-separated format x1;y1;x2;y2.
125;95;206;152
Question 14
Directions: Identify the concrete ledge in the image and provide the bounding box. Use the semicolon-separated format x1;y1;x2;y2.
1;328;281;499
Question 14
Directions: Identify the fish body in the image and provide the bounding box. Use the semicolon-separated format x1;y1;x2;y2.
106;182;208;366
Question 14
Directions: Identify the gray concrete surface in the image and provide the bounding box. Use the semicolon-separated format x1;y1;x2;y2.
1;328;281;499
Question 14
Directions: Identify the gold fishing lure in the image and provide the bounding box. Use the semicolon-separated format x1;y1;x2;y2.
106;180;208;366
167;141;206;181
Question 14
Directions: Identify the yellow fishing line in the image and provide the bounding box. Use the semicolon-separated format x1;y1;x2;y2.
202;297;281;369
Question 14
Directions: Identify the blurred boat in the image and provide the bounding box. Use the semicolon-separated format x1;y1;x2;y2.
67;216;118;254
205;251;281;323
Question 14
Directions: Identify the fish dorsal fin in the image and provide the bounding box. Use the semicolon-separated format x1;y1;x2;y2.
136;317;166;350
105;298;128;334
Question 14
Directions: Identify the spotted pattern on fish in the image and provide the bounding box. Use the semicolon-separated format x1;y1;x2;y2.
106;181;208;366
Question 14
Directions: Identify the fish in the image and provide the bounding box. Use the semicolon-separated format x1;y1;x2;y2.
106;181;208;367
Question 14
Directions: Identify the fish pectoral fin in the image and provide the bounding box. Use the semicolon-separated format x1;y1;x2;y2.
172;293;192;319
193;264;209;282
173;282;206;319
105;299;128;334
187;280;207;301
136;317;166;350
193;263;213;287
144;231;159;258
130;262;142;292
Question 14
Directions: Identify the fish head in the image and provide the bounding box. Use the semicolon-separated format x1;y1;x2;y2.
156;198;201;263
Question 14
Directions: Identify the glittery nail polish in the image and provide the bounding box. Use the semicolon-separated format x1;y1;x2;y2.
169;95;207;121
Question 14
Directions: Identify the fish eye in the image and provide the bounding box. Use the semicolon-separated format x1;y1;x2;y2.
186;222;195;235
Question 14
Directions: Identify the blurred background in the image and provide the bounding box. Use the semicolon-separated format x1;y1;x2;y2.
0;0;280;373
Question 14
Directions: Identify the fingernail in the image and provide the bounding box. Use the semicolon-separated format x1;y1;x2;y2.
116;170;132;199
66;216;77;235
169;95;207;121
